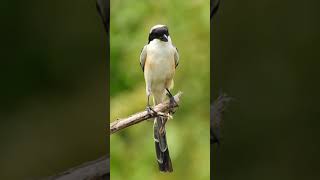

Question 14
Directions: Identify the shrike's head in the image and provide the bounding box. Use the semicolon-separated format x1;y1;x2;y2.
148;24;170;43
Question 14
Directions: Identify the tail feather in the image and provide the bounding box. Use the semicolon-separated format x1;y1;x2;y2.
154;116;173;172
153;92;173;172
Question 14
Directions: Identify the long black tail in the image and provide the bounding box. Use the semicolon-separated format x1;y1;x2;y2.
154;116;173;172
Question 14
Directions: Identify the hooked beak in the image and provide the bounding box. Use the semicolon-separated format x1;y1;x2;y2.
159;34;168;42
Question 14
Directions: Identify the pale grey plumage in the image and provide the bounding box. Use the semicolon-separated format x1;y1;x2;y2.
139;24;179;172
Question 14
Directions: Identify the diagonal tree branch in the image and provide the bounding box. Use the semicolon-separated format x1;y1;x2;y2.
44;156;109;180
110;92;182;134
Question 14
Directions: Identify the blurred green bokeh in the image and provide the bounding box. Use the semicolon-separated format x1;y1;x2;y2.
0;0;106;179
213;0;320;179
110;0;210;179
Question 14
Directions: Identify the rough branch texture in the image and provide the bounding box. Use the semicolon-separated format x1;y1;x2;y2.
110;92;182;134
44;156;109;180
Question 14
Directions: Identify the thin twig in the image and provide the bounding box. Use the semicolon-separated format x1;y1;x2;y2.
110;92;183;135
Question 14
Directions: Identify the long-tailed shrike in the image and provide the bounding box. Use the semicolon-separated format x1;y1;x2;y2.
139;24;179;172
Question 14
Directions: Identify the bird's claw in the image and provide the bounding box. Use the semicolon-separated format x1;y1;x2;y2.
146;106;157;115
168;98;178;114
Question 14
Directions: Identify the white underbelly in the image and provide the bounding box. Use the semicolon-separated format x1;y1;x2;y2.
144;40;176;97
144;54;175;93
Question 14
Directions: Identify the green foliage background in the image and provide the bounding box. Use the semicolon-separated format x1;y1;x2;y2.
110;0;210;179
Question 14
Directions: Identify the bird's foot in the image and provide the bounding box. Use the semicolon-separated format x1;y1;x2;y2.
168;97;178;114
146;106;157;115
165;88;178;114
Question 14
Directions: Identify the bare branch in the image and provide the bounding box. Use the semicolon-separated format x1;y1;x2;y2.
110;92;183;135
44;156;109;180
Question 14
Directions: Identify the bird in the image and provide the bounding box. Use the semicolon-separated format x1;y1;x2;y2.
139;24;179;172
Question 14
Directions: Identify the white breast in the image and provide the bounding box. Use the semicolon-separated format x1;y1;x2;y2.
144;39;175;95
145;40;175;81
